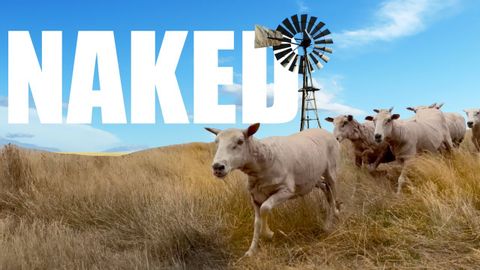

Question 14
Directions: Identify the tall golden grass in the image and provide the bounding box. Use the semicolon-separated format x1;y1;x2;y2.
0;133;479;269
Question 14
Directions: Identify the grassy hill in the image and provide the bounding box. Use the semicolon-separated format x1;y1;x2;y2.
0;135;479;269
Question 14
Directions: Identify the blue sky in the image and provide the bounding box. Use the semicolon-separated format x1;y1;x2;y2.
0;0;479;152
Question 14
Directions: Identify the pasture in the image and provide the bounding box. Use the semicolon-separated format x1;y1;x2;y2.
0;134;479;269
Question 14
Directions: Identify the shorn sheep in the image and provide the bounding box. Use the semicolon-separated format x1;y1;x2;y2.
325;114;395;170
205;123;341;256
366;107;452;194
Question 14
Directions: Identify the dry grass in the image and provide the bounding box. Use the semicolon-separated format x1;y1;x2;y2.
0;133;479;269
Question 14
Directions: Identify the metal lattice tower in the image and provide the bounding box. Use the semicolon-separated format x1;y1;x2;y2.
300;87;321;130
254;14;333;131
299;46;321;130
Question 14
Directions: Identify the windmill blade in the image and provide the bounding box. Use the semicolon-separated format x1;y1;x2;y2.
282;18;297;36
318;54;330;63
306;16;318;33
314;46;333;53
314;38;333;45
281;36;296;43
310;21;325;36
312;49;330;63
305;29;314;43
288;54;299;72
291;14;301;33
298;55;305;74
272;43;292;52
274;47;293;60
308;53;324;69
280;51;296;67
313;29;331;40
300;14;307;32
254;25;283;48
276;24;294;38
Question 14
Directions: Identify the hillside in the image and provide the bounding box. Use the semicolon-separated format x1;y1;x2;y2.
0;136;479;269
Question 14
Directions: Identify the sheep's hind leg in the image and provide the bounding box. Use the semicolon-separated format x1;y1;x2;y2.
322;168;340;232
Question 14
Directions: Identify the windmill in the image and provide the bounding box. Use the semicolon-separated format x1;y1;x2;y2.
255;14;333;130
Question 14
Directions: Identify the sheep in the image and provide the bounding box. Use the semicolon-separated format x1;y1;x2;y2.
325;115;395;170
407;103;466;148
205;123;341;256
365;107;452;193
464;109;480;151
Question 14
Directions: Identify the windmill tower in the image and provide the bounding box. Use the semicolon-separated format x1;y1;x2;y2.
254;14;333;130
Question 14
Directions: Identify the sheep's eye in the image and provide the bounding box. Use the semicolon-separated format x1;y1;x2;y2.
237;139;244;145
386;119;392;123
342;121;348;126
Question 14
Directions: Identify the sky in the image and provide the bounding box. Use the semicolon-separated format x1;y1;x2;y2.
0;0;479;152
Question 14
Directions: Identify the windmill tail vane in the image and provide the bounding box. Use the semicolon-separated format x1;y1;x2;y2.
254;25;283;48
254;14;333;131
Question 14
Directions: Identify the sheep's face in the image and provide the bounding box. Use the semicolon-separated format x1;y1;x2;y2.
365;108;400;143
464;109;480;129
205;123;260;178
325;115;357;142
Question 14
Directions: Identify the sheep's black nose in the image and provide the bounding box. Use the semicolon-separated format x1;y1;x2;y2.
467;121;474;128
212;163;225;171
375;134;382;140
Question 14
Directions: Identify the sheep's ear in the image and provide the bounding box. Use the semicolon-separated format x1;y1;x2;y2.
325;117;334;123
389;107;394;113
391;114;400;120
244;123;260;137
436;102;444;109
406;107;415;112
205;127;221;135
347;115;354;121
365;116;374;121
373;109;380;113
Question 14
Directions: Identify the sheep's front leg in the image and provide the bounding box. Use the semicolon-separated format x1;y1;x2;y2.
261;213;274;240
474;137;480;152
397;159;407;194
245;197;262;257
244;189;293;257
369;145;389;171
248;197;274;242
360;149;374;170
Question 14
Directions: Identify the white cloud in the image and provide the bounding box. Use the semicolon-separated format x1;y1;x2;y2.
297;0;309;13
314;91;364;116
0;105;122;152
221;83;242;94
220;82;277;107
311;77;365;116
335;0;459;48
220;76;364;116
5;132;35;139
221;83;276;97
